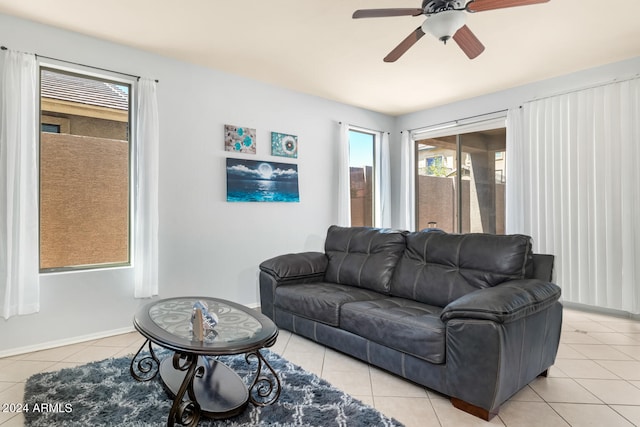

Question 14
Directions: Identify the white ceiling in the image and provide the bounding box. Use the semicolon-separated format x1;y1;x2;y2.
1;0;639;116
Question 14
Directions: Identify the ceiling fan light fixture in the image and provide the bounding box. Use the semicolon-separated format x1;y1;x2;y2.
422;9;466;43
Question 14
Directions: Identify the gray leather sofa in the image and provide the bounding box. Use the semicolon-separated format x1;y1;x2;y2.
259;226;562;420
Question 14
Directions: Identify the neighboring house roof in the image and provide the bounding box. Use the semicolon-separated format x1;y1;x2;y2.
41;69;128;111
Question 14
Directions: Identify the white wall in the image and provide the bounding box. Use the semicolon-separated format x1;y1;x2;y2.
3;11;639;355
390;56;640;229
0;13;394;355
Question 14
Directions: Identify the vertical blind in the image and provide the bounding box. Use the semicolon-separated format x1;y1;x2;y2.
507;77;640;314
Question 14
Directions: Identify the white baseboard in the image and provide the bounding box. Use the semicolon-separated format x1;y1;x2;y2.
0;326;136;359
563;301;640;320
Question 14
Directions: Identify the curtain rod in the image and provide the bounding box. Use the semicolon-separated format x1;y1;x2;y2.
1;45;158;83
407;108;507;134
338;122;390;135
522;73;640;106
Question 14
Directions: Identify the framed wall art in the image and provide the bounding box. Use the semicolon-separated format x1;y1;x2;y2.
271;132;298;158
226;158;299;202
224;124;256;154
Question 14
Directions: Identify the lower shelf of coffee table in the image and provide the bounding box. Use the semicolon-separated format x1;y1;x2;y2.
159;355;249;419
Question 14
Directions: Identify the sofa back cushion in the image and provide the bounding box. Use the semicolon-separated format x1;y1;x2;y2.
390;231;534;307
324;225;407;294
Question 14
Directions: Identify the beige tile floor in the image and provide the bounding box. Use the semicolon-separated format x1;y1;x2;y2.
2;307;640;426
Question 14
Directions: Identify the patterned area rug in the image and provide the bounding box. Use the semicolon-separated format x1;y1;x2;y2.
24;348;403;426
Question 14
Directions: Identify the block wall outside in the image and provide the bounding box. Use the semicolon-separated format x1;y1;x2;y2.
417;175;505;234
350;166;373;227
349;168;504;233
39;132;129;269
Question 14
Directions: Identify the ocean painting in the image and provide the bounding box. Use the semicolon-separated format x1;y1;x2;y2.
226;158;300;202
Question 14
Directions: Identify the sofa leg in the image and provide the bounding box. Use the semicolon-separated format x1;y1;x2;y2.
539;369;549;377
450;397;498;421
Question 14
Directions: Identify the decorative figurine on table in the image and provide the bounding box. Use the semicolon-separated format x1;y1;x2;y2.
190;300;219;341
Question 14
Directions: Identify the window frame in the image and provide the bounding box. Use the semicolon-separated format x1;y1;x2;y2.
38;62;135;273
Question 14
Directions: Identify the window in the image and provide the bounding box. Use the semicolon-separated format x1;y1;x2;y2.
348;130;375;227
39;67;132;271
415;127;506;234
41;123;60;133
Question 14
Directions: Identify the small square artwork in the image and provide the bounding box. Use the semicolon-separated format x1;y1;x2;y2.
225;124;256;154
226;158;299;202
271;132;298;158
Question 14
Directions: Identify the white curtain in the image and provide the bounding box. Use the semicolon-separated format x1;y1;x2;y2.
398;131;415;230
506;78;640;314
134;78;160;298
378;132;392;228
505;107;525;234
0;49;39;319
337;122;351;226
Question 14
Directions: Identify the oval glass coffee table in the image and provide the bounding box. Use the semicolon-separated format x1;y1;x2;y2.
130;297;280;427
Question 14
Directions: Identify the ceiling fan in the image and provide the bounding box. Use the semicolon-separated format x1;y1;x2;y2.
352;0;550;62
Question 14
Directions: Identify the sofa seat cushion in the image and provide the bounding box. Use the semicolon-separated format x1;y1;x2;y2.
274;282;386;327
340;298;446;364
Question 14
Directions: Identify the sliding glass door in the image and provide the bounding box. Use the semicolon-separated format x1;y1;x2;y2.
415;128;506;234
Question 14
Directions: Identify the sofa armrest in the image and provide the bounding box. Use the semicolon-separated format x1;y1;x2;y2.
532;254;554;281
259;252;328;282
441;279;561;324
259;252;328;321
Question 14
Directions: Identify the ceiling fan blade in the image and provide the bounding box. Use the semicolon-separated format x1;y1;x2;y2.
353;8;424;19
466;0;549;12
384;27;426;62
453;25;485;59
